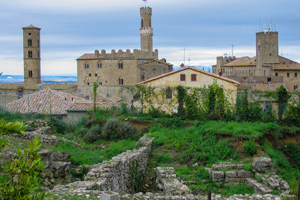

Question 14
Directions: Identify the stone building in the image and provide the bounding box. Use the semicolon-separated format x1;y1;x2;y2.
212;30;300;91
77;7;173;98
22;25;41;85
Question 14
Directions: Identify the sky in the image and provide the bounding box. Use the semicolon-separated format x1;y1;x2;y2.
0;0;299;75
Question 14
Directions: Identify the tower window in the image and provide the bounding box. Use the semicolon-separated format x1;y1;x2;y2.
28;51;32;58
287;73;290;78
141;74;145;81
28;33;31;35
267;77;271;82
95;74;98;77
119;78;124;85
118;62;123;69
295;73;298;78
191;74;197;81
85;63;89;68
98;62;102;68
275;73;278;76
28;39;32;47
89;73;91;77
28;70;32;78
180;74;186;81
295;85;298;91
141;18;144;28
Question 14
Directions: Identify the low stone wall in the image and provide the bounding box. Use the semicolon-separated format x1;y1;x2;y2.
50;135;154;194
156;167;191;196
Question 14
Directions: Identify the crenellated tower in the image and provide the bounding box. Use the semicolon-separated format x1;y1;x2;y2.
22;25;41;84
140;7;153;52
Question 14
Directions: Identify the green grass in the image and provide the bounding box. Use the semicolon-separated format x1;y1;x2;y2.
194;121;279;139
51;139;136;165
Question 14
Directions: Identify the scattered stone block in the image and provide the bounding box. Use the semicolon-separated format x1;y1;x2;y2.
101;191;119;200
253;157;273;172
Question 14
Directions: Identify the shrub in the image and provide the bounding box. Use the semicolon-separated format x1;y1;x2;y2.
102;119;134;140
83;124;102;143
242;164;253;171
282;143;300;169
243;140;257;155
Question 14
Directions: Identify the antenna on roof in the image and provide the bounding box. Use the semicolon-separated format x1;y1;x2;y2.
231;42;234;57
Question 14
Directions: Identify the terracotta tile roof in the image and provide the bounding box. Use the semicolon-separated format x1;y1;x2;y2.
138;66;240;85
138;59;172;67
223;57;256;67
273;56;300;70
6;88;91;115
67;102;117;112
22;25;41;30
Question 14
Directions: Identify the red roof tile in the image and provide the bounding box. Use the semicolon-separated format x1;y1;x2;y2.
22;25;41;30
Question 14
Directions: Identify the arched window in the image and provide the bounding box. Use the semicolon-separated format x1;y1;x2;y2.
28;39;32;47
141;74;145;81
85;63;89;69
98;62;102;68
119;78;124;85
28;70;33;78
28;51;32;58
141;18;144;27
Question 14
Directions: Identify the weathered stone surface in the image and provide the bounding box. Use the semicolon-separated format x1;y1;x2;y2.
39;149;53;168
53;151;71;162
0;149;16;165
50;161;71;178
225;171;237;178
212;171;225;182
246;178;273;194
253;157;273;172
101;191;119;200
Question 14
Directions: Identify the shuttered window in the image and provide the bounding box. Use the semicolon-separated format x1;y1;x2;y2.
191;74;197;81
180;74;185;81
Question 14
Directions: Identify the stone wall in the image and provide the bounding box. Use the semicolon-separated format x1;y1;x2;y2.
50;135;154;194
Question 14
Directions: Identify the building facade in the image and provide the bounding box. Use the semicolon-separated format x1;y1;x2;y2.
22;25;41;85
77;7;173;98
212;30;300;91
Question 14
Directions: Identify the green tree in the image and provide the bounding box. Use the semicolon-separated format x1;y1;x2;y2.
93;82;99;113
0;120;45;200
176;85;186;117
275;85;290;122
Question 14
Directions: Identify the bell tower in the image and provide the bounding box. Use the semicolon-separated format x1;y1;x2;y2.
22;25;41;84
140;7;153;52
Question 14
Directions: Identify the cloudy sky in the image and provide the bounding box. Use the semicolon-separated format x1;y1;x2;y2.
0;0;299;75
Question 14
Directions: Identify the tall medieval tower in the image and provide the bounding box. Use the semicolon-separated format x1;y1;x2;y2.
256;31;279;76
140;7;153;52
22;25;41;84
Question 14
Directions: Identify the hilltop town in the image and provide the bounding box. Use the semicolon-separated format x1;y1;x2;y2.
0;5;300;200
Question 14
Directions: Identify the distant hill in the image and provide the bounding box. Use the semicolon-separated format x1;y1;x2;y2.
0;75;77;84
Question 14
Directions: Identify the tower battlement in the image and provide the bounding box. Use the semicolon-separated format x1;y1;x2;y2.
140;7;152;15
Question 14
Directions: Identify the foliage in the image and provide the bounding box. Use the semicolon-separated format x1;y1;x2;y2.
101;119;134;140
52;139;136;165
176;85;186;117
221;183;255;196
284;94;300;127
242;164;253;171
93;82;99;113
0;136;45;200
157;117;184;129
262;103;277;123
282;143;300;169
0;119;27;135
129;160;143;193
83;124;102;143
243;140;257;155
275;85;290;122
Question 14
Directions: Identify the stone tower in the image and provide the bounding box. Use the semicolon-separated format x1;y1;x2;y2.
140;7;153;52
256;30;279;76
22;25;41;84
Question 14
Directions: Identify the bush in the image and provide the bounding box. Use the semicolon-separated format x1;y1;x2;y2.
102;119;134;140
83;124;102;143
243;140;257;155
282;143;300;169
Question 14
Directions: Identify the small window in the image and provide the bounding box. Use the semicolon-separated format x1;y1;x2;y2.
89;73;91;77
191;74;197;81
28;39;32;47
287;73;290;78
28;33;31;35
275;73;278;77
141;74;145;81
267;77;271;82
28;51;32;58
99;82;102;85
119;78;124;85
118;62;123;69
98;62;102;68
87;82;90;85
180;74;186;81
95;74;98;77
295;73;298;78
166;88;172;99
85;63;89;68
294;85;298;91
28;70;32;78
